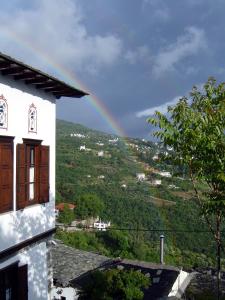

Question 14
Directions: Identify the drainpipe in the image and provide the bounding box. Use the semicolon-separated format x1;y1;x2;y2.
160;235;165;264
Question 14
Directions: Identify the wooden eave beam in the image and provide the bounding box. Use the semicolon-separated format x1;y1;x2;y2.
1;66;25;75
52;91;82;97
25;77;48;84
0;61;12;69
36;81;57;89
14;72;36;80
43;86;69;92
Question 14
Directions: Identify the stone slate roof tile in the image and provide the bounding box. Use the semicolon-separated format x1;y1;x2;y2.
51;239;110;287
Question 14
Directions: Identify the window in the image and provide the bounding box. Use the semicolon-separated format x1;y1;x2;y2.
17;140;49;210
0;264;28;300
0;95;8;130
0;136;13;214
28;104;37;133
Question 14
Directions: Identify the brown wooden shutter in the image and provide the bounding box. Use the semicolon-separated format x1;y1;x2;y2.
0;139;13;213
17;264;28;300
39;145;49;203
16;144;27;209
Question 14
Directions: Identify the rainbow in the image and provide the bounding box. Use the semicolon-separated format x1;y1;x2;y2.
0;28;127;137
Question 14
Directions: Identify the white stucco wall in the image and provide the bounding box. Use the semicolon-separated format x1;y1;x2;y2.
168;269;190;298
0;241;49;300
51;287;77;300
0;75;56;252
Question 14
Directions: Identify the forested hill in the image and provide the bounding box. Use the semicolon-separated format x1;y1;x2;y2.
56;119;216;268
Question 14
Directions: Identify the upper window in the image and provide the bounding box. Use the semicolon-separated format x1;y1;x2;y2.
28;104;37;133
0;95;8;130
17;140;49;210
0;136;13;214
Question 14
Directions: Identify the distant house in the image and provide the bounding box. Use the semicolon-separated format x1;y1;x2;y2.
93;220;111;231
98;175;105;179
55;203;75;219
136;173;146;181
56;203;76;212
168;184;179;189
72;133;85;138
151;179;162;186
159;171;172;178
152;154;159;161
98;150;104;157
96;142;104;146
0;52;86;299
79;145;86;150
108;138;118;143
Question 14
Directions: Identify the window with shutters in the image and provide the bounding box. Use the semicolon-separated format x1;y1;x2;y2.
0;263;28;300
0;136;13;214
17;139;49;210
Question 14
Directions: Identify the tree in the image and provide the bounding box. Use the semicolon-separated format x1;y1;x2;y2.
78;268;150;300
58;203;75;225
148;77;225;299
75;194;104;220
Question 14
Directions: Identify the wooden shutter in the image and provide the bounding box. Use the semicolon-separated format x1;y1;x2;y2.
0;138;13;213
39;145;49;203
16;144;27;209
17;265;28;300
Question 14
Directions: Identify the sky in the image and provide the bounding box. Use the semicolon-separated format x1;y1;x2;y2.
0;0;225;139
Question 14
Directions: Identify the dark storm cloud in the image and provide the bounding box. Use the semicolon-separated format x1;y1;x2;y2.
1;0;225;138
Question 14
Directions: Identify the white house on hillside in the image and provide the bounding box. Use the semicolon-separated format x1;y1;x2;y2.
136;173;146;181
0;52;86;300
98;150;104;157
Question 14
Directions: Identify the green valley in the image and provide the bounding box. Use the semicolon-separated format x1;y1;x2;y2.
55;119;222;269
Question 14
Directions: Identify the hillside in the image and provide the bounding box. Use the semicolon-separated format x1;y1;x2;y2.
56;119;218;268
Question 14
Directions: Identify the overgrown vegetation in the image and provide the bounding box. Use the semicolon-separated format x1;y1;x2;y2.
56;113;223;269
77;268;150;300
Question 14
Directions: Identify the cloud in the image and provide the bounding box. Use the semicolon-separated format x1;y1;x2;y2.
0;0;123;74
125;46;151;65
142;0;170;22
136;96;182;118
152;27;207;77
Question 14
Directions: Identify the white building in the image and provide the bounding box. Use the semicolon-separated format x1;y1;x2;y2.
159;171;172;178
152;154;159;161
151;179;162;186
108;138;118;143
79;145;86;150
136;173;146;181
0;52;86;299
96;142;104;146
93;220;111;231
98;150;104;157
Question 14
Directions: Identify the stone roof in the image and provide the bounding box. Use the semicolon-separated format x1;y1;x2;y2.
51;240;110;287
51;240;185;299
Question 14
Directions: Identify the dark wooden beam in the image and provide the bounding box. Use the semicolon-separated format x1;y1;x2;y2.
0;61;11;69
0;228;55;261
25;77;48;84
52;91;83;97
14;72;36;80
52;91;75;96
36;81;56;89
1;66;24;75
43;86;69;92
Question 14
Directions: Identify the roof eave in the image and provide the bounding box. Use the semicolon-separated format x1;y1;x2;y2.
0;51;88;99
